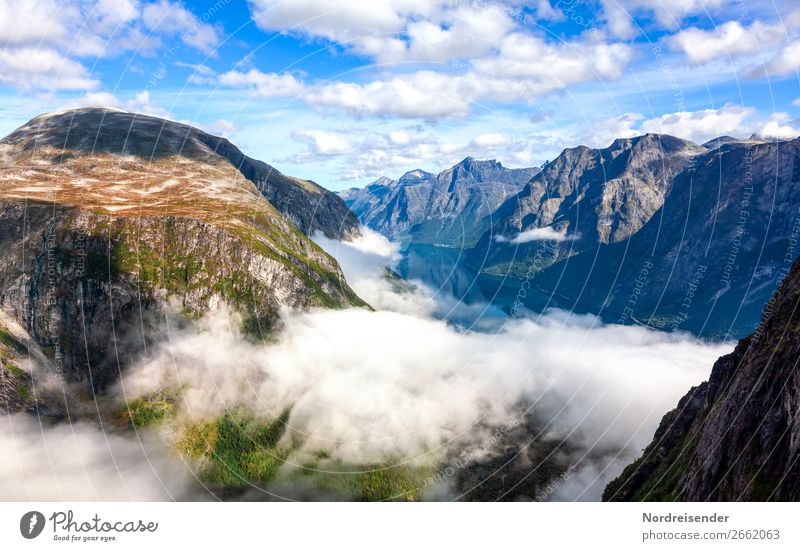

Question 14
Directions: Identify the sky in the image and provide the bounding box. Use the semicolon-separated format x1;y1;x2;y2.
0;0;799;190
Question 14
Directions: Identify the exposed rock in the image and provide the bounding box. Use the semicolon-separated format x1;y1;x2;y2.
604;255;800;501
341;158;538;248
471;133;705;273
508;137;800;338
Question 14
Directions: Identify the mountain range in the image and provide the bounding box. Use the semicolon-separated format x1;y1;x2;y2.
346;133;800;339
340;158;538;248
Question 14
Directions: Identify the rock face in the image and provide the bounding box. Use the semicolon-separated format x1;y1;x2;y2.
340;158;538;247
504;136;800;338
0;313;65;417
471;134;705;274
0;108;365;390
604;255;800;501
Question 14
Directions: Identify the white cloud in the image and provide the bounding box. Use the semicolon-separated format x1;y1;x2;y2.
0;0;68;44
0;222;735;500
293;129;353;155
602;0;730;37
600;0;637;40
751;40;800;78
495;226;573;243
471;133;511;147
0;0;222;91
578;105;800;146
68;90;172;119
639;104;756;144
473;33;630;84
0;414;193;500
201;118;242;138
284;125;541;180
232;2;633;119
669;19;789;65
356;4;517;64
758;112;800;138
0;47;99;90
308;71;477;118
142;0;222;54
580;112;642;148
112;234;731;497
218;68;306;98
534;1;564;23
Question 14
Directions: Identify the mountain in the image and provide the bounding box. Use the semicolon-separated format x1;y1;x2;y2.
604;254;800;501
470;134;705;274
0;108;365;390
1;108;360;240
340;158;538;248
493;136;800;338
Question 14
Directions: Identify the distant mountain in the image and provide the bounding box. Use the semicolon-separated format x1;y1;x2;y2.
490;136;800;338
469;134;705;274
0;108;364;390
605;254;800;501
340;158;538;248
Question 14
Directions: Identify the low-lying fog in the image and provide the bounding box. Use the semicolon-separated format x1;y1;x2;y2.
0;228;733;501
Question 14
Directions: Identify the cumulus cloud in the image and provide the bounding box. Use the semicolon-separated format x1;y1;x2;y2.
217;2;633;119
0;414;194;500
496;226;574;244
601;0;730;37
285;125;541;180
639;104;756;144
579;104;798;146
0;0;222;91
668;19;788;65
749;41;800;79
757;112;800;139
142;0;222;54
0;47;98;91
665;8;800;78
218;69;306;98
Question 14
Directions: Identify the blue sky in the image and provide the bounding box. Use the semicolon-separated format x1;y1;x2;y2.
1;0;799;190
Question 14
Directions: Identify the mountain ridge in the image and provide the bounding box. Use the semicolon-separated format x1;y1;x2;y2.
339;157;539;248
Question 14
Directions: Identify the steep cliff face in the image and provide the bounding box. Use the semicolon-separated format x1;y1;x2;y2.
341;159;538;248
0;108;365;390
604;256;800;501
0;313;64;417
471;134;705;274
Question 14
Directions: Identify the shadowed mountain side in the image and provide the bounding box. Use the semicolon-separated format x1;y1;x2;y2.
474;137;800;339
604;253;800;501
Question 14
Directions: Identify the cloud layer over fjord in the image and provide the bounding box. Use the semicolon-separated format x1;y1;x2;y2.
0;414;194;500
112;227;732;498
1;226;733;500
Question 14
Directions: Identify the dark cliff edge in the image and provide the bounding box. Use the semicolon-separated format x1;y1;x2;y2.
604;255;800;501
